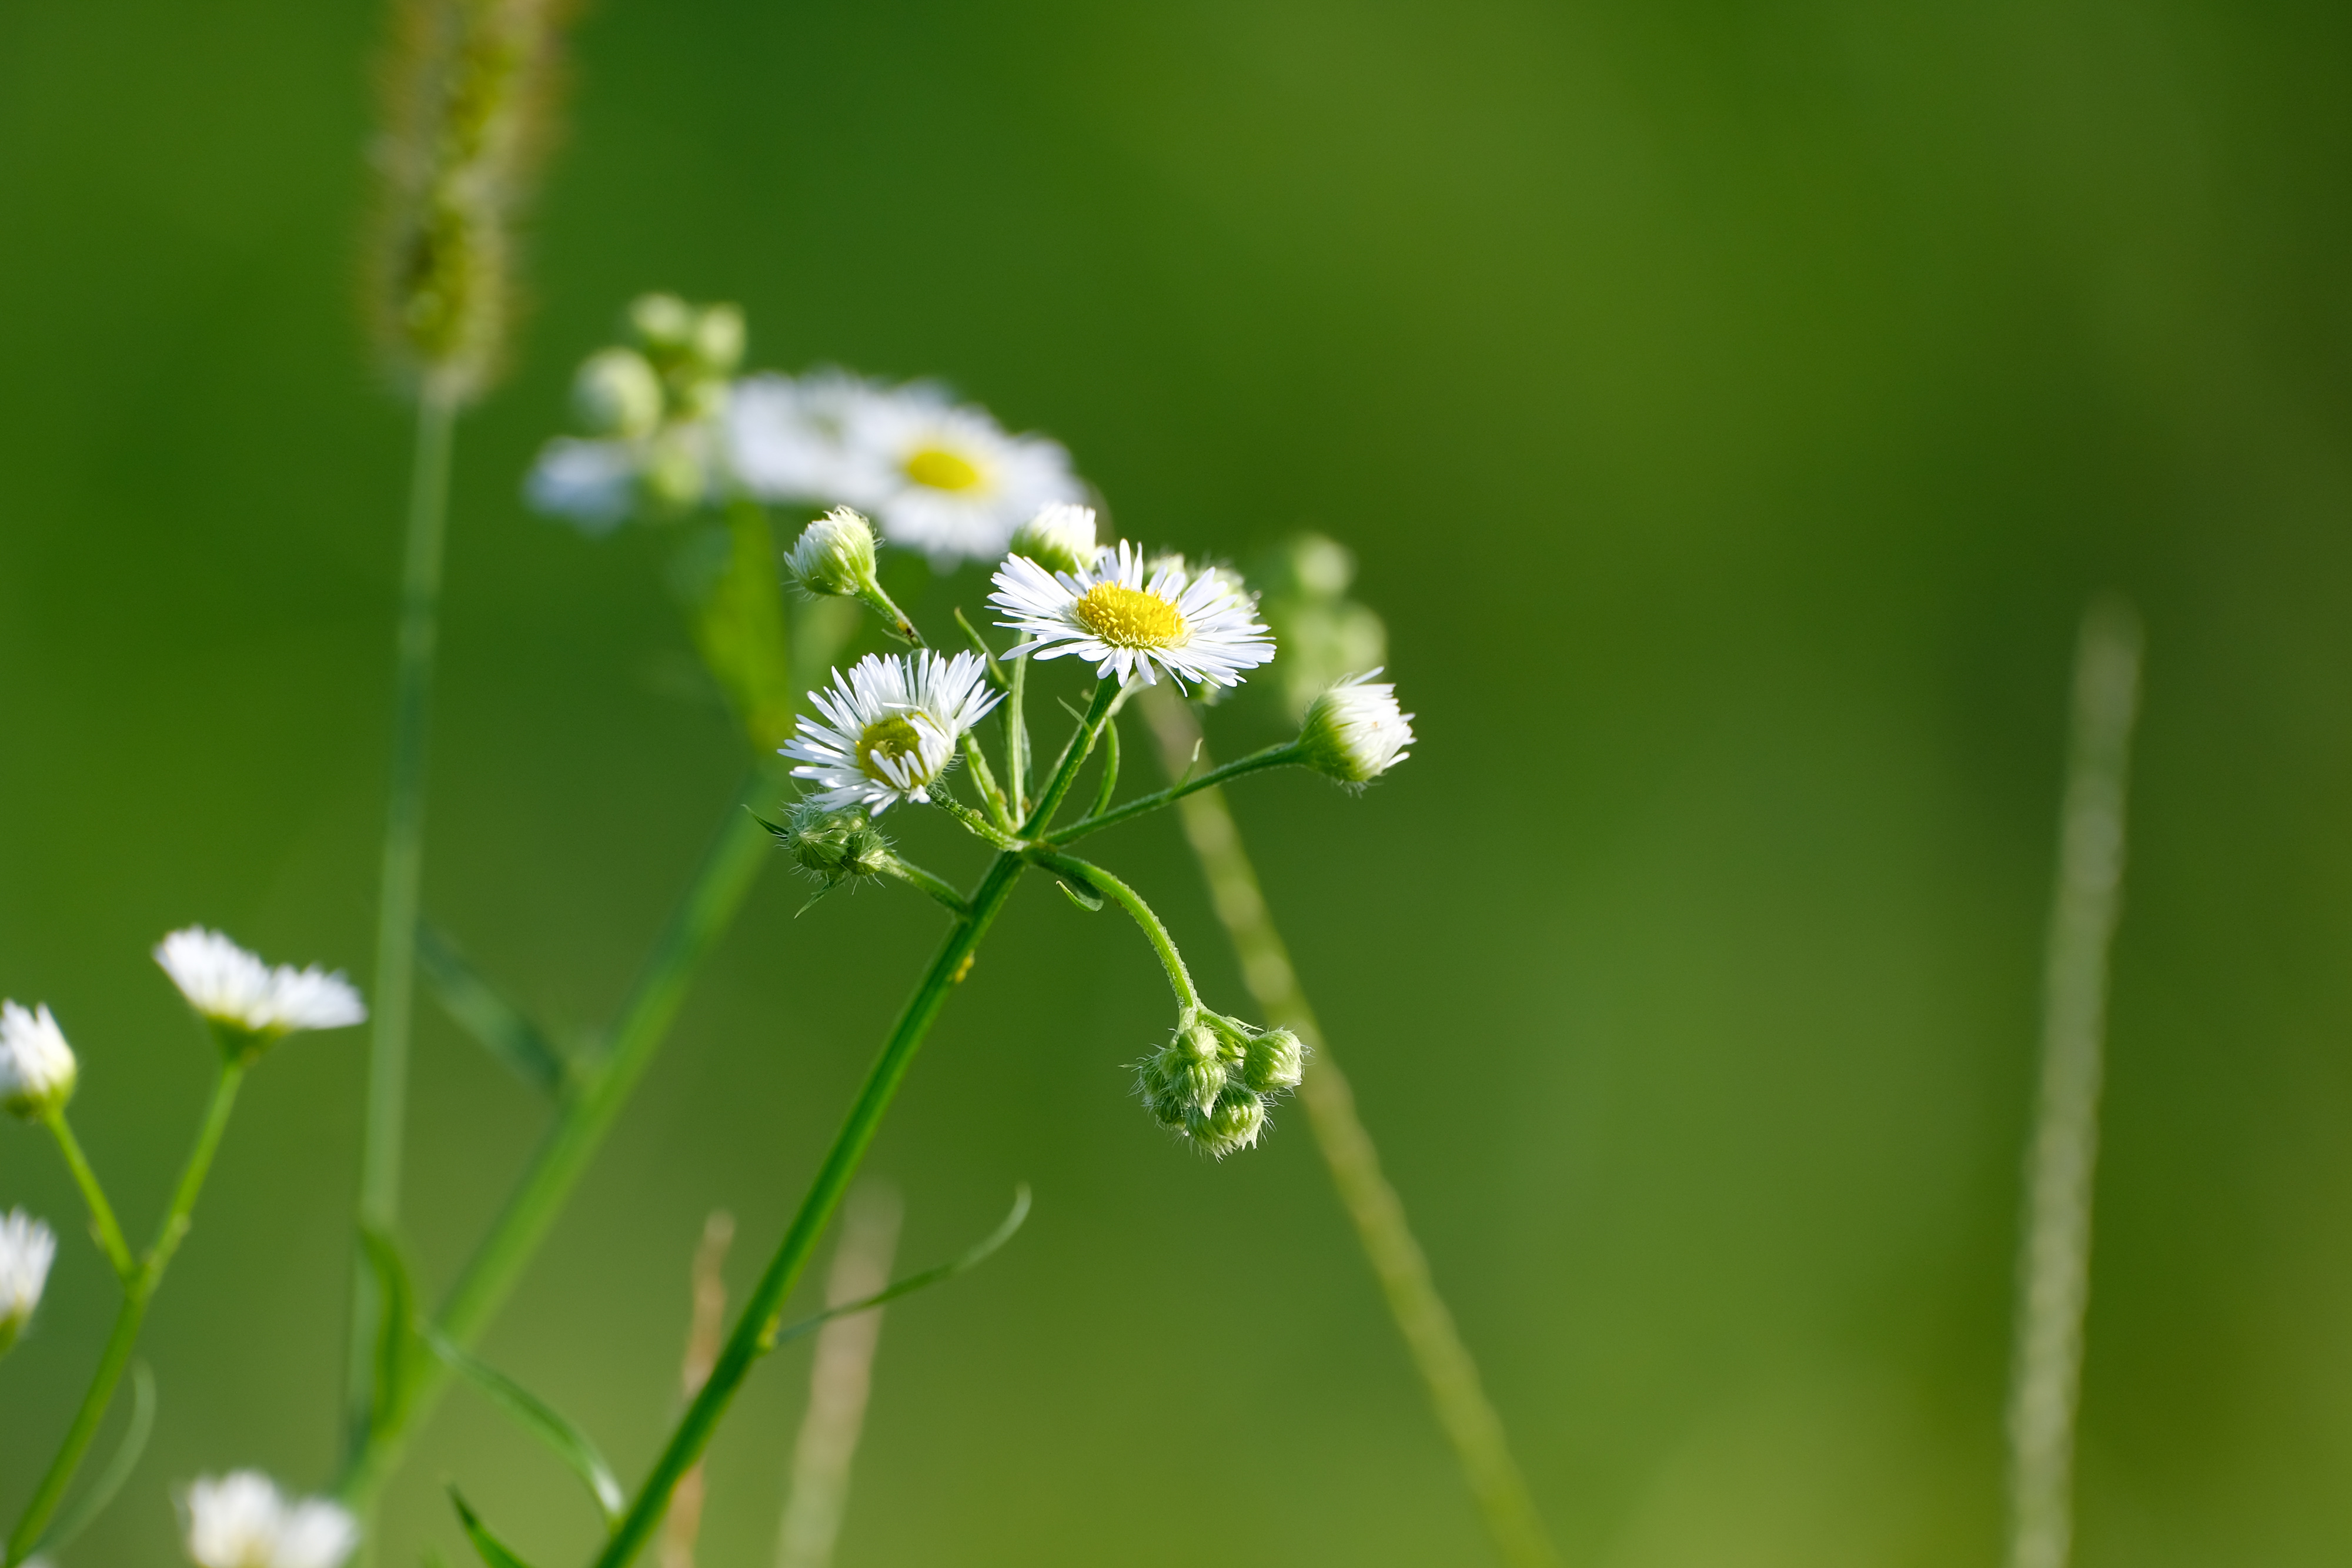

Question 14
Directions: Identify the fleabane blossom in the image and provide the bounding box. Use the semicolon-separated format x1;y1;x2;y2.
783;652;1002;817
181;1472;359;1568
0;1209;56;1356
1295;670;1415;784
836;382;1085;566
0;1001;76;1119
153;929;368;1047
990;540;1276;690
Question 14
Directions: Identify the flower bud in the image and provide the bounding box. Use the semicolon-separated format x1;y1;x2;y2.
786;507;881;598
629;292;698;352
1141;1019;1230;1125
0;1002;76;1120
1188;1085;1267;1158
640;427;713;514
691;303;746;377
0;1209;56;1358
1295;670;1414;784
1242;1027;1305;1094
572;348;664;439
775;800;893;887
1008;504;1100;576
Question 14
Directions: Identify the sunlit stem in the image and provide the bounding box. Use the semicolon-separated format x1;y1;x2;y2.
1136;687;1561;1568
347;382;459;1446
2006;599;2143;1568
590;684;1115;1568
854;580;921;647
877;855;972;918
958;734;1014;833
43;1108;133;1281
1025;850;1199;1012
1047;741;1301;845
1025;682;1117;834
7;1059;248;1566
1004;650;1031;817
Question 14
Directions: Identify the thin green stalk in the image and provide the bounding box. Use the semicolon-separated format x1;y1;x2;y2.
960;734;1014;833
1138;688;1559;1568
8;1062;247;1565
592;686;1116;1568
338;766;784;1507
1026;683;1117;833
1026;850;1197;1011
1045;742;1299;845
2006;599;2143;1568
44;1109;133;1281
348;384;460;1442
1005;650;1031;817
878;856;972;918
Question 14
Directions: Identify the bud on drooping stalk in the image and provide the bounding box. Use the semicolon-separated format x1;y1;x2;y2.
1294;670;1415;785
369;0;572;403
1137;1013;1304;1158
0;1001;76;1121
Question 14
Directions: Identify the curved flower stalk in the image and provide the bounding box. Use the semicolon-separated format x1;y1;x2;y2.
5;932;365;1566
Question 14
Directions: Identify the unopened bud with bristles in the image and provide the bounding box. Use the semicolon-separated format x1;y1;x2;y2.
770;800;893;888
1242;1027;1305;1094
1008;504;1100;576
1189;1085;1267;1158
369;0;573;403
573;347;662;439
786;508;882;599
1295;670;1414;785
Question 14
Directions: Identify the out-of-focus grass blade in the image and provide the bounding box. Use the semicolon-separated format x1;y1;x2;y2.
32;1360;156;1556
360;1228;419;1440
450;1489;540;1568
417;922;570;1098
429;1331;624;1522
764;1185;1031;1351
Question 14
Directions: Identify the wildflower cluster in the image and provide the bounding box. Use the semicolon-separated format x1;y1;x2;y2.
1140;1015;1307;1158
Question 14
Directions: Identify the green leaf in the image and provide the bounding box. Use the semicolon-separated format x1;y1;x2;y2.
450;1489;540;1568
416;923;569;1099
766;1185;1033;1352
360;1228;418;1440
429;1332;624;1522
1056;876;1104;912
31;1360;156;1556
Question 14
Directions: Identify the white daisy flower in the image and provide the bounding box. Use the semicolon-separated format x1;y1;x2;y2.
153;928;368;1042
1007;503;1102;576
1296;670;1415;783
0;1209;56;1355
783;651;1002;817
0;1001;76;1119
181;1472;359;1568
990;540;1277;690
833;382;1085;567
724;369;867;504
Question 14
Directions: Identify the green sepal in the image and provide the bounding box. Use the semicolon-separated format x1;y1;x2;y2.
360;1228;420;1442
429;1331;625;1522
450;1489;541;1568
416;924;570;1099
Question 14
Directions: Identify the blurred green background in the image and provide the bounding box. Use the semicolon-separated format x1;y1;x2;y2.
5;0;2352;1563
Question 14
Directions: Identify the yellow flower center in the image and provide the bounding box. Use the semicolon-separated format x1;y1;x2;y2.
1074;583;1187;649
904;446;983;492
856;714;929;783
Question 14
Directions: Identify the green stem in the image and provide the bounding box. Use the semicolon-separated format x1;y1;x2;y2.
1136;688;1561;1568
1045;741;1299;845
589;676;1117;1567
1025;850;1198;1011
347;385;459;1442
878;856;972;917
8;1062;246;1566
336;767;783;1508
1005;648;1031;818
1025;683;1117;834
44;1109;133;1281
960;734;1014;832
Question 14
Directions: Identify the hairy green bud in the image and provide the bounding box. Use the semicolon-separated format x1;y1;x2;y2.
1189;1085;1267;1158
1242;1028;1305;1094
773;800;892;887
786;507;881;598
573;347;663;439
1295;671;1414;785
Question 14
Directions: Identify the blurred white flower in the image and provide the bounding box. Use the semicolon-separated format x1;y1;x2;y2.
783;651;1001;817
524;436;639;533
153;929;367;1042
725;369;866;504
1296;670;1415;784
0;1000;76;1118
1007;503;1102;576
0;1209;56;1355
837;383;1084;566
181;1472;359;1568
990;540;1275;690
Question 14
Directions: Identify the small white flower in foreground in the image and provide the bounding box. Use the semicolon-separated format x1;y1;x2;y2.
1295;670;1415;784
0;1001;76;1119
0;1209;56;1355
990;540;1277;690
783;652;1002;816
153;929;368;1042
1007;503;1102;576
181;1472;359;1568
835;382;1085;566
524;437;639;533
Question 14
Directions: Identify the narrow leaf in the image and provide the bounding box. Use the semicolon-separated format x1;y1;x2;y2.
32;1360;156;1555
429;1332;624;1522
416;923;569;1098
766;1185;1033;1351
450;1490;540;1568
1056;876;1104;912
360;1228;417;1440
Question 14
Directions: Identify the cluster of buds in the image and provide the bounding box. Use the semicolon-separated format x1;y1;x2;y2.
576;293;746;513
1138;1012;1307;1158
766;800;894;891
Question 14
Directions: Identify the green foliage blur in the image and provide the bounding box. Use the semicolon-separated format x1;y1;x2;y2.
4;0;2351;1563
